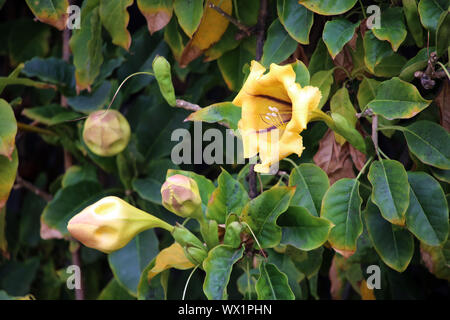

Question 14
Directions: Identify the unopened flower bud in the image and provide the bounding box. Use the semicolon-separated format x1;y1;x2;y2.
172;224;205;249
161;174;202;218
67;196;173;253
185;245;208;265
82;110;131;157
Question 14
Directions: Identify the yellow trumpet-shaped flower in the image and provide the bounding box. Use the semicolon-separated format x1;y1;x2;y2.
67;196;173;254
233;61;322;173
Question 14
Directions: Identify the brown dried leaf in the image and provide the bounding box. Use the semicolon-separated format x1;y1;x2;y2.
436;80;450;132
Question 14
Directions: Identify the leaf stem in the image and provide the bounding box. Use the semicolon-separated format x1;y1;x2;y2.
17;123;56;136
241;221;267;261
182;265;199;300
355;156;373;181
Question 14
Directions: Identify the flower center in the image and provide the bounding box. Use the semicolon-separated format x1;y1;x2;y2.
258;106;292;132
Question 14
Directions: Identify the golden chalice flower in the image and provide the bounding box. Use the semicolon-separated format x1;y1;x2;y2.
233;61;322;173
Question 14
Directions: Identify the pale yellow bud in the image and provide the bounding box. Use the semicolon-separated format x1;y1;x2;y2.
82;110;131;157
160;175;202;218
67;196;173;253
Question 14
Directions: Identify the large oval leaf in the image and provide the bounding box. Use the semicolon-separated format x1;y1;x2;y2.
100;0;133;50
405;172;449;246
256;262;295;300
403;121;450;170
372;7;407;51
202;245;244;300
298;0;357;15
366;77;431;120
186;102;241;130
288;163;329;217
137;0;173;35
279;206;332;251
321;178;363;258
364;201;414;273
173;0;203;38
25;0;68;30
367;160;409;226
261;19;298;67
277;0;314;44
403;0;424;47
418;0;449;33
323;19;359;58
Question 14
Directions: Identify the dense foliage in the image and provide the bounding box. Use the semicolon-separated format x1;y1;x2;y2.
0;0;449;300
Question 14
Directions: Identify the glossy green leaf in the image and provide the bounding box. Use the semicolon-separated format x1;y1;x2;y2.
277;0;314;44
164;17;185;61
69;1;103;92
321;178;363;257
279;206;332;251
310;69;334;109
0;99;17;160
323;19;359;58
285;246;323;278
308;39;334;75
132;177;162;205
330;87;357;128
0;76;55;92
204;26;241;62
330;113;367;154
62;165;98;188
403;121;450;169
100;0;133;50
405;172;449;246
138;0;173;35
98;279;135;300
367;160;409;226
363;30;402;76
22;104;81;126
436;9;450;57
357;77;380;110
298;0;357;15
108;229;159;297
372;7;407;51
402;0;424;47
186;102;241;130
431;167;450;183
173;0;203;38
288;163;329;216
399;48;430;81
261;19;298;68
0;149;18;210
367;77;432;120
291;60;310;87
202;245;244;300
267;250;305;299
418;0;449;33
25;0;68;30
256;262;295;300
167;169;215;206
364;200;414;272
420;237;450;281
241;186;295;249
206;168;249;224
67;81;112;113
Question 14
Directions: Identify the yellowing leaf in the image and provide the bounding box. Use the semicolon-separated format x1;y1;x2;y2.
179;0;232;67
360;280;376;300
100;0;133;50
138;0;173;35
25;0;69;31
147;243;195;282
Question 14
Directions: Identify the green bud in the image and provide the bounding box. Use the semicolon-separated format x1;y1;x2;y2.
82;110;131;157
185;245;208;265
153;56;176;106
172;224;205;250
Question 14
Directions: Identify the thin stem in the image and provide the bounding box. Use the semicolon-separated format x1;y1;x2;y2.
372;114;381;160
359;0;367;19
282;157;299;171
355;156;373;181
14;176;53;202
241;222;267;260
378;148;391;160
209;3;251;36
182;265;199;300
17;123;56;136
437;62;450;80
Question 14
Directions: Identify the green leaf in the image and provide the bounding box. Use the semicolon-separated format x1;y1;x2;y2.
0;257;40;296
367;77;432;120
42;181;118;234
321;178;363;257
298;0;357;15
288;163;329;217
323;19;359;58
399;48;431;81
357;77;380;111
69;1;103;92
0;77;56;91
372;7;407;51
436;9;450;57
22;104;81;126
108;229;159;297
25;0;68;30
277;0;314;44
100;0;133;50
431;167;450;183
164;16;185;61
241;186;295;248
261;19;298;68
132;177;162;205
138;0;173;35
206;168;249;224
291;60;310;87
330;113;367;154
217;37;255;92
279;206;332;251
0;99;17;160
173;0;203;38
98;279;136;300
267;250;305;299
330;87;357;128
202;245;244;300
402;0;424;47
67;81;112;113
364;200;414;272
286;246;323;278
308;39;334;75
364;30;403;76
186;102;241;130
405;172;449;246
204;25;241;62
0;149;18;211
420;238;450;281
166;169;215;206
367;160;409;226
256;262;295;300
310;69;334;109
404;121;450;169
62;165;98;187
418;0;449;34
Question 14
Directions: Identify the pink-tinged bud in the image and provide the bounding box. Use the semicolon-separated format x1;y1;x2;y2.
161;175;202;218
82;110;131;157
67;196;173;253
